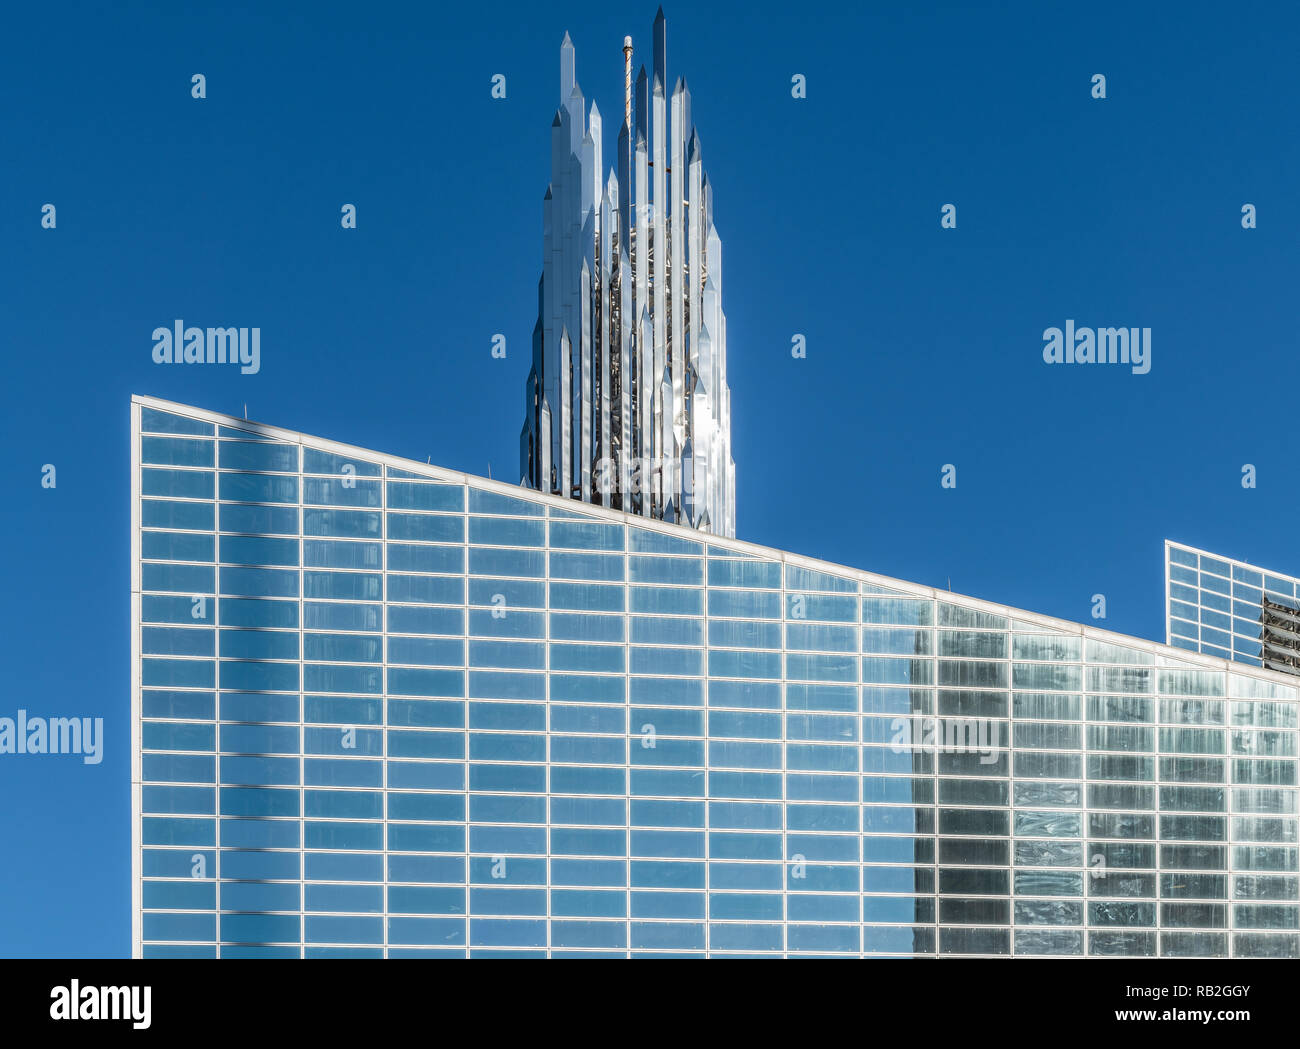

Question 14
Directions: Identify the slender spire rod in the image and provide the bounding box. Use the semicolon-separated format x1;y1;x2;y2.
623;36;633;127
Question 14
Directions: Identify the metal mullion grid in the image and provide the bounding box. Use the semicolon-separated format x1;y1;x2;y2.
1224;698;1241;961
1164;543;1174;648
1226;698;1294;957
1149;693;1169;957
211;454;221;958
925;614;940;953
207;446;307;956
381;467;390;957
294;446;305;958
862;606;932;955
780;568;788;958
925;618;940;954
459;486;469;958
1227;707;1296;958
619;558;707;957
1225;708;1237;958
998;625;1013;957
388;486;468;957
709;632;792;952
702;573;710;958
544;514;552;958
155;424;1300;960
854;585;865;958
1237;730;1292;956
1176;539;1300;665
704;632;789;957
140;440;225;956
623;536;631;958
1157;686;1217;958
1011;694;1080;958
1084;698;1111;957
130;406;144;958
1090;695;1166;958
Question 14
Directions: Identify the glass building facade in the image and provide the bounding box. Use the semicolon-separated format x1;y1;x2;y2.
133;397;1300;958
1166;540;1300;674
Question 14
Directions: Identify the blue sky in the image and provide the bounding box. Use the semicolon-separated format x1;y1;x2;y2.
2;0;1297;956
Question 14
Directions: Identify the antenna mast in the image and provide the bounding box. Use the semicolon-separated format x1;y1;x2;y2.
622;36;633;126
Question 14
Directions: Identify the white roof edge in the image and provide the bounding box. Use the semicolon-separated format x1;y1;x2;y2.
132;395;1300;691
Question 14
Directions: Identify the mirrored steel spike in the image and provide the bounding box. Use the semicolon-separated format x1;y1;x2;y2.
519;10;736;537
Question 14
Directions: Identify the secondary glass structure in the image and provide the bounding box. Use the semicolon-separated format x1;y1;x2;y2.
133;397;1300;958
1166;540;1300;675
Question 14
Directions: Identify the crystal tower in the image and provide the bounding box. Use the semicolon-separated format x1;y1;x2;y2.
519;8;737;537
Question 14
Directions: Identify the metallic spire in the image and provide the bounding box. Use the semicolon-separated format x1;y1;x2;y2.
519;9;736;537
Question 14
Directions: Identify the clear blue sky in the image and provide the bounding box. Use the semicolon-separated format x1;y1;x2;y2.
2;0;1297;956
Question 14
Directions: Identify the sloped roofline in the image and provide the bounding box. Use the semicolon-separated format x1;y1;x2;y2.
132;394;1300;692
